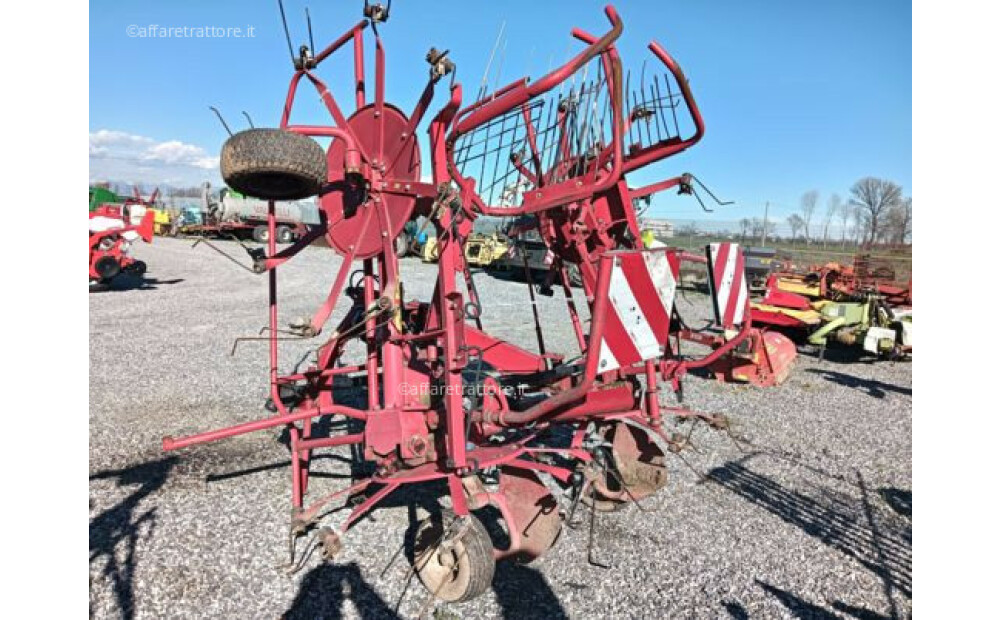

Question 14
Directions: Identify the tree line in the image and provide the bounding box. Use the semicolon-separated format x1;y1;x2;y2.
784;178;910;247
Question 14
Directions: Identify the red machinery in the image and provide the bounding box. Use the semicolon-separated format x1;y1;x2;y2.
164;3;792;601
89;205;154;283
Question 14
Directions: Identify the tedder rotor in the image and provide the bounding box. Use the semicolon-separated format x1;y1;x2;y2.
164;3;794;602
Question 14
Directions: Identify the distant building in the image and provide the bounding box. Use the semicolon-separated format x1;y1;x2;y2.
640;218;674;238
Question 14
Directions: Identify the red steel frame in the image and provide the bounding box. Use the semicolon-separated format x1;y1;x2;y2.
163;4;753;554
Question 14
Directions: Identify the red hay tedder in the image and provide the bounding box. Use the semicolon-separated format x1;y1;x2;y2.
164;3;795;601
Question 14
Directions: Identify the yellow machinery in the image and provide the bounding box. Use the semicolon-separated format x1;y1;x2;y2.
151;208;175;236
464;232;510;267
421;237;439;263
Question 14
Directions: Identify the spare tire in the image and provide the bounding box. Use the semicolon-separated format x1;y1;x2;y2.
221;129;327;200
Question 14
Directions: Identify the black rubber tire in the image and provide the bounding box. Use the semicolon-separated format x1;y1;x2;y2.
94;256;121;281
220;129;327;200
125;260;147;276
412;511;495;603
276;225;294;244
252;225;269;244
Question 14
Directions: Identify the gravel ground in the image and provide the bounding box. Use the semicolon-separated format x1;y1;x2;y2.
90;237;911;619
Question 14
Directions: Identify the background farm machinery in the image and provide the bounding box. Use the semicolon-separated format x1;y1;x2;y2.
752;255;912;359
163;2;796;602
89;203;155;283
174;182;315;243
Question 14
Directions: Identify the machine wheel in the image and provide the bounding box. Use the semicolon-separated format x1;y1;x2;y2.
124;260;147;277
412;511;495;603
582;421;669;512
276;225;294;244
221;129;327;200
253;225;269;244
94;256;121;281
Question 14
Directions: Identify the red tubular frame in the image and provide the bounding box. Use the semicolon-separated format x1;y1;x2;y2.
164;4;750;558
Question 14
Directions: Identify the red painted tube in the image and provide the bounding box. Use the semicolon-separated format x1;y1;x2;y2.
314;20;368;66
630;175;684;201
484;254;615;426
678;299;754;371
454;5;622;135
455;78;529;120
162;405;363;451
353;28;365;109
296;432;365;452
285;124;361;173
620;41;705;174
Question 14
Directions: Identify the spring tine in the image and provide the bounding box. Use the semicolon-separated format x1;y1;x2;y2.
638;71;652;148
491;38;508;99
650;82;663;144
489;107;509;205
586;483;611;569
623;68;635;147
479;21;506;101
628;89;641;149
663;71;680;137
209;106;233;137
536;99;555;184
652;75;668;139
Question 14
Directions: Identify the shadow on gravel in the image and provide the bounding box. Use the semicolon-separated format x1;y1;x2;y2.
90;275;185;292
89;456;178;620
284;561;401;620
877;488;911;518
806;368;911;399
707;459;911;610
493;563;569;620
756;580;896;620
803;344;902;366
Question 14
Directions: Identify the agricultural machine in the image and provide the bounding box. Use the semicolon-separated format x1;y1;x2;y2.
89;204;154;283
177;182;314;243
163;3;795;601
752;255;912;359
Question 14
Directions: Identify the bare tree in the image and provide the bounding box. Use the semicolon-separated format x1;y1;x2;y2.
852;205;866;245
823;193;841;248
738;217;752;242
787;214;805;240
800;190;819;243
838;203;852;248
750;217;776;241
885;196;912;245
848;177;903;245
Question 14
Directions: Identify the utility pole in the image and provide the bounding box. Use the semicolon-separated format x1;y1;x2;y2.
760;201;769;246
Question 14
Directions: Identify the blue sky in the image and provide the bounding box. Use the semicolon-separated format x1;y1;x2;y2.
90;0;911;226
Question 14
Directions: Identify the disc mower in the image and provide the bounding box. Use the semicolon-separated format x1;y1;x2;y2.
164;3;795;601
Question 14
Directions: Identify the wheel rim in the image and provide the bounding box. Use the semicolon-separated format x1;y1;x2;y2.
496;468;562;562
583;421;669;511
413;518;473;602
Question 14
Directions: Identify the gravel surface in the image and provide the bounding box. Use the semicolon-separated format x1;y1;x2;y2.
90;237;912;619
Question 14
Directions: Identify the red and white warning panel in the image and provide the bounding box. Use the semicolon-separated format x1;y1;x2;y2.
706;242;748;328
597;248;679;372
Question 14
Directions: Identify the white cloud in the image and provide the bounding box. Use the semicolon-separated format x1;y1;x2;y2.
88;129;220;187
141;140;218;169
